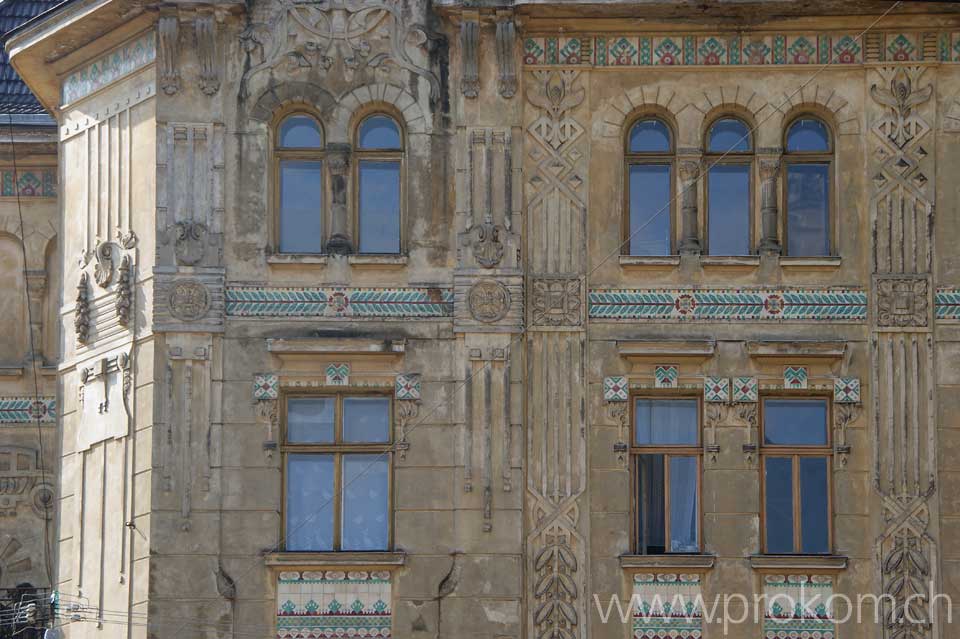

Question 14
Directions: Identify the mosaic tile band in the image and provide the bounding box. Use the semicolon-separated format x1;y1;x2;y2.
936;288;960;320
226;287;454;319
277;570;391;639
589;289;866;322
632;573;703;639
0;397;56;424
524;32;958;66
762;575;835;639
61;31;156;105
0;170;56;198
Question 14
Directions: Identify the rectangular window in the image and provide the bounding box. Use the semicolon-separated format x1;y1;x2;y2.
358;160;401;254
707;164;751;255
786;163;830;256
279;160;323;254
628;164;672;256
632;397;700;554
761;398;831;554
284;395;392;552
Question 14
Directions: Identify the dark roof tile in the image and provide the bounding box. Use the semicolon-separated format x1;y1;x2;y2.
0;0;67;115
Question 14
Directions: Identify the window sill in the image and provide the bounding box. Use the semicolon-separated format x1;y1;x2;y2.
619;255;681;268
264;551;407;568
749;554;847;571
620;554;715;570
348;254;408;267
779;256;842;269
267;254;329;266
700;255;760;268
0;366;23;379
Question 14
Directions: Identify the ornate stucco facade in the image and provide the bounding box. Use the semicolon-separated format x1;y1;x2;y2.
7;0;960;637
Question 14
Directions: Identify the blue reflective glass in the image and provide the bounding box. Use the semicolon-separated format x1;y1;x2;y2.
787;163;830;256
279;160;323;253
358;115;401;149
635;399;698;446
708;164;751;255
287;398;334;443
765;456;794;553
343;397;390;443
708;118;751;153
800;457;830;554
358;161;401;254
786;118;830;152
628;164;671;256
341;454;390;550
763;399;828;446
669;456;699;552
629;119;671;153
286;454;335;551
280;115;322;148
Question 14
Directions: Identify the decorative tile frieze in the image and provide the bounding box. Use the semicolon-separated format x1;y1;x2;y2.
254;374;279;400
276;570;391;639
936;288;960;320
325;364;350;386
61;30;156;105
732;377;758;403
784;366;809;390
0;169;56;197
834;377;861;404
762;574;835;639
704;377;729;403
226;286;453;319
589;288;866;322
604;376;628;402
654;365;678;389
395;374;421;401
632;573;703;639
0;397;56;424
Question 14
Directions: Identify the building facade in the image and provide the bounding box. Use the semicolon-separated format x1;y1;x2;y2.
7;0;960;637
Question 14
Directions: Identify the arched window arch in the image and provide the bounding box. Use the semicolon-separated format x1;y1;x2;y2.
624;117;674;256
275;113;325;254
705;117;753;256
783;116;832;256
355;114;403;254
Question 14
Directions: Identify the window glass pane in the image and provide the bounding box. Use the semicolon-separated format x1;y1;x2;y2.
764;399;828;446
786;118;830;152
787;163;830;256
287;398;335;443
341;454;390;550
286;454;335;551
708;118;751;153
669;456;699;553
358;160;401;254
358;115;401;149
800;457;830;554
635;399;698;446
280;115;323;148
629;119;671;153
279;160;323;253
343;397;390;443
637;454;666;554
764;456;795;553
707;164;751;255
628;164;671;256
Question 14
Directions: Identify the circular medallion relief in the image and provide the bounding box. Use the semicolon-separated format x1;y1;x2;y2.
467;279;511;323
168;279;211;321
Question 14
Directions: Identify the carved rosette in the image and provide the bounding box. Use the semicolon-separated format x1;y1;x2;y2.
168;280;211;321
531;278;581;326
467;280;510;323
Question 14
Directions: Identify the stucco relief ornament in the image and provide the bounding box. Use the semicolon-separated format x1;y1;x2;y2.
115;255;133;327
167;279;211;321
470;219;504;268
467;279;510;323
870;68;932;149
876;277;929;327
527;70;585;150
532;278;581;326
74;273;90;345
93;241;116;287
173;221;208;266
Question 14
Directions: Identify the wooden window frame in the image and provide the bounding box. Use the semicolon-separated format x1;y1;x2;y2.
629;393;703;554
622;117;677;256
703;116;754;256
353;113;406;255
272;111;327;255
781;116;835;257
759;394;833;554
281;391;394;552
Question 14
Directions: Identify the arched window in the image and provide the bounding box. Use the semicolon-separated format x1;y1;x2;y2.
705;117;752;256
784;117;832;256
356;114;403;254
276;114;324;254
624;118;674;256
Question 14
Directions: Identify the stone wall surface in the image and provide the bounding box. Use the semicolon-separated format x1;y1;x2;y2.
6;0;960;638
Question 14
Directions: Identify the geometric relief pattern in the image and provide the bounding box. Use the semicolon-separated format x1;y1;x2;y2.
277;571;391;639
61;31;156;104
632;573;703;639
0;170;57;197
589;289;866;322
226;287;454;319
762;575;835;639
0;397;56;424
